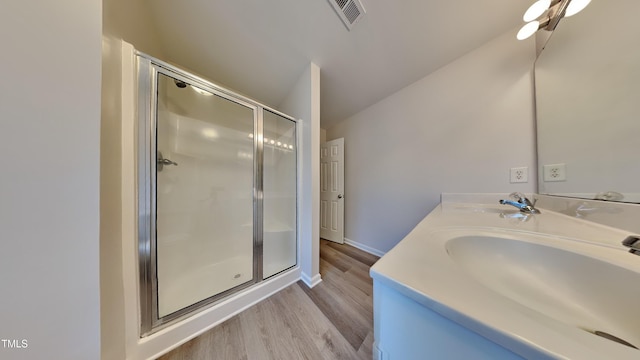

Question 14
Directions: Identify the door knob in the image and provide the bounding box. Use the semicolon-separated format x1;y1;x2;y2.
337;194;343;199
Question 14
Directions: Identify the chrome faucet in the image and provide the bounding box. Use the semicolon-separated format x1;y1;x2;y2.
499;192;541;214
622;236;640;255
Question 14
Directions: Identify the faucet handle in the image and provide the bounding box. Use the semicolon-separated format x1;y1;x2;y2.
622;236;640;247
508;192;527;203
623;235;640;255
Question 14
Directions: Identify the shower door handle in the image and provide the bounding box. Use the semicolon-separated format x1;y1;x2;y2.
159;158;178;166
157;151;178;172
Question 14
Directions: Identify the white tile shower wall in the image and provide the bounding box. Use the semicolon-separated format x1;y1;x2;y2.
326;29;537;255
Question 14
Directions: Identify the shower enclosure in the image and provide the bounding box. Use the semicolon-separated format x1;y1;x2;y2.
137;55;298;335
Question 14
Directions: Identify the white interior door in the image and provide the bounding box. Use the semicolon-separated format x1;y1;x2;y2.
320;138;344;243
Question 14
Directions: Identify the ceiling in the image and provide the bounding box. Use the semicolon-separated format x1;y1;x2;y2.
147;0;530;128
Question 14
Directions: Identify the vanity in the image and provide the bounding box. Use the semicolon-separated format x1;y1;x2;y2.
370;194;640;359
370;1;640;357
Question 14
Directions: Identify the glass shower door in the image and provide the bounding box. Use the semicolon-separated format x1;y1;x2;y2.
263;110;297;278
155;73;256;318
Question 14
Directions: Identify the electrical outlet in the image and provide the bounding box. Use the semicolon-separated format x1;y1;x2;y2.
510;167;529;183
543;163;566;182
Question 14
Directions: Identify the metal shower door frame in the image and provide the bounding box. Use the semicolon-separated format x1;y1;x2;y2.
136;53;296;337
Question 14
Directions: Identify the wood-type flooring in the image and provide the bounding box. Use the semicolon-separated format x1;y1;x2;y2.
158;239;380;360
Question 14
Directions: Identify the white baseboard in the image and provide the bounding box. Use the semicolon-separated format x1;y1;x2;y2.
373;341;384;360
300;272;322;288
344;238;386;257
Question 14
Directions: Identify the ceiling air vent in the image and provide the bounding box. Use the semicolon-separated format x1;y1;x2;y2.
328;0;366;31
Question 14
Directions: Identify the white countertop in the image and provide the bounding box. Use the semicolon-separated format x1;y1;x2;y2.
370;194;640;359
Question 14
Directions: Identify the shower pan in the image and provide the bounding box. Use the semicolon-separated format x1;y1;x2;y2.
137;55;298;335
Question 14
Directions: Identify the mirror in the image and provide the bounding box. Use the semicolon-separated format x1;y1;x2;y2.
535;0;640;203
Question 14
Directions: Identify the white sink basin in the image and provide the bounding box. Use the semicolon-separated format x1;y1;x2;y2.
371;200;640;359
446;234;640;350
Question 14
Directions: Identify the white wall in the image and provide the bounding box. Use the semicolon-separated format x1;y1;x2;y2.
101;36;127;360
0;1;102;360
101;1;166;358
279;63;322;287
103;0;165;58
326;30;537;254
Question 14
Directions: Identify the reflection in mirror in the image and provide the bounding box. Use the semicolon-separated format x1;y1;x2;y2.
535;0;640;203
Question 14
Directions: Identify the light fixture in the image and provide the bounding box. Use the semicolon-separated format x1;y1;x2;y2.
517;21;542;40
565;0;591;17
523;0;550;22
517;0;591;40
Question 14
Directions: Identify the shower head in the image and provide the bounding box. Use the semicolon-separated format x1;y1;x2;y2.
174;79;187;88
